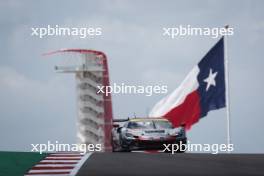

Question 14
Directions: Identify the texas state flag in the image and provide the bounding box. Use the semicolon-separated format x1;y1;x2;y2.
149;37;226;129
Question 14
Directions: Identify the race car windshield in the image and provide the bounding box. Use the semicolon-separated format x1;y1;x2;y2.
154;120;173;129
127;121;154;129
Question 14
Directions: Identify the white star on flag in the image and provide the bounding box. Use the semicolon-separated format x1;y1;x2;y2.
203;68;218;91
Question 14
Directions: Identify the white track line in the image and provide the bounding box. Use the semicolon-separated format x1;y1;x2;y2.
35;164;76;167
69;152;93;176
28;170;72;173
45;157;81;160
41;160;79;162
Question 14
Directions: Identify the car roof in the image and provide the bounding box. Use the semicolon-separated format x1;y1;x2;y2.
129;118;168;122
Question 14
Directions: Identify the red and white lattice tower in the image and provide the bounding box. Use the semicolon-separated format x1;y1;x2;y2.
45;49;113;151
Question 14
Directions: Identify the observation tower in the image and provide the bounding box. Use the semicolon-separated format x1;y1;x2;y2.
45;49;113;151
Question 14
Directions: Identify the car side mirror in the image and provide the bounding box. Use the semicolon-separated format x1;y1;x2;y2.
117;127;122;133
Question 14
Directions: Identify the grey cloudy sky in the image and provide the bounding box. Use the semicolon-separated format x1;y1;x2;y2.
0;0;263;153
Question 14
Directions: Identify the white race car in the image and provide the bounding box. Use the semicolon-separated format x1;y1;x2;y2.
111;118;187;152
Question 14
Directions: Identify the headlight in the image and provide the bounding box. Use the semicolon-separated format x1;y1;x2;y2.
169;128;182;136
169;132;177;136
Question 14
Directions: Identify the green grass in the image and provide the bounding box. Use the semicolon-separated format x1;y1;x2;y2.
0;151;48;176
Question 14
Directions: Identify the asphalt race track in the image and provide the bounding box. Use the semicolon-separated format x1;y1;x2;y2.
76;153;264;176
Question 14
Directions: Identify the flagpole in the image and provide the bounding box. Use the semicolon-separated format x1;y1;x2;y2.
224;25;231;152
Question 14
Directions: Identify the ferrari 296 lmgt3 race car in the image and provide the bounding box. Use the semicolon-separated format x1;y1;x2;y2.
111;117;187;152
